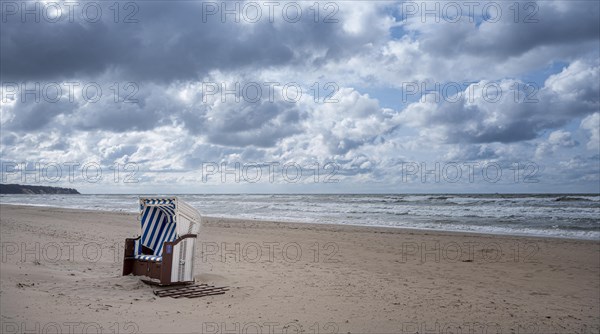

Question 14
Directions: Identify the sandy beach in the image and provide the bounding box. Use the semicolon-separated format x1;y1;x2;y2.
0;204;598;333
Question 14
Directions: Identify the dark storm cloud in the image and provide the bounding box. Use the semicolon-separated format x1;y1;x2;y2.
401;60;600;144
430;98;591;144
417;1;600;59
429;100;556;143
0;133;18;146
0;19;138;81
183;100;305;148
1;81;177;133
72;101;167;132
2;98;79;131
1;1;382;83
70;84;177;132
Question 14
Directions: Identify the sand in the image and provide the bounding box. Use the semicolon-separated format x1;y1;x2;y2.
0;204;598;334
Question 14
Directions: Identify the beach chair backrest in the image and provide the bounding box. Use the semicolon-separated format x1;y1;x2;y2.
138;197;201;257
139;198;178;256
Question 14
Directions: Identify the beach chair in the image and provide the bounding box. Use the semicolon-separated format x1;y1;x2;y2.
122;197;201;286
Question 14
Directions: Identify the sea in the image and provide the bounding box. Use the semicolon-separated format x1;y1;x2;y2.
1;193;598;240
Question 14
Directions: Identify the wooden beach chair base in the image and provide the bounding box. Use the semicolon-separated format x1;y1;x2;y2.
122;234;197;286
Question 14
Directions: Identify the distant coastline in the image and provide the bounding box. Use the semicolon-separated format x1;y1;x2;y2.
0;184;80;194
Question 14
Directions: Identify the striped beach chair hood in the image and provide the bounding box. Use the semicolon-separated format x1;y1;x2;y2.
138;198;179;257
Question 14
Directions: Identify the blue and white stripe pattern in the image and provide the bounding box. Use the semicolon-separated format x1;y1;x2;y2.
136;198;178;261
135;254;162;262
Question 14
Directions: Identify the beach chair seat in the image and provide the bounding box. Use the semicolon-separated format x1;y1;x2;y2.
134;254;162;262
123;197;201;285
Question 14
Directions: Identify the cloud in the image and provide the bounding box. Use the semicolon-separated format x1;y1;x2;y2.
535;130;578;158
444;144;500;161
202;101;304;148
548;130;577;147
324;1;600;86
410;1;600;60
1;0;599;192
0;1;393;83
580;113;600;150
399;59;599;144
281;87;403;158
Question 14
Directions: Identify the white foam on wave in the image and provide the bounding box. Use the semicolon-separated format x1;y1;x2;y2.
1;194;598;240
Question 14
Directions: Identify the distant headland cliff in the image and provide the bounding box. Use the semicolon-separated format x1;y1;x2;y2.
0;184;80;194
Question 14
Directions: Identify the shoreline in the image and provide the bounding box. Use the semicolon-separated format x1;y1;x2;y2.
1;204;599;333
1;202;598;242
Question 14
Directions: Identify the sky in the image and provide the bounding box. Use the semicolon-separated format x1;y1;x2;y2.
0;0;599;194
